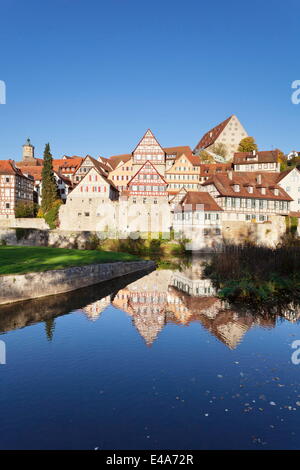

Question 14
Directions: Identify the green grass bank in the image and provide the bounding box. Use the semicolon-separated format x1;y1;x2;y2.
0;246;140;275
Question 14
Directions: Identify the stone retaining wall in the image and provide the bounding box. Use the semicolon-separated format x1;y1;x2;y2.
0;260;155;305
0;218;49;229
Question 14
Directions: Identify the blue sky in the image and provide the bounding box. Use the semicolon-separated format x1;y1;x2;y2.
0;0;299;161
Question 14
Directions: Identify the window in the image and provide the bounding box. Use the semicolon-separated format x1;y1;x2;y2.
5;203;10;209
84;212;90;216
5;177;9;183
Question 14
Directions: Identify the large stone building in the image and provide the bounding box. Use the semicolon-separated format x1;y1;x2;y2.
0;160;34;218
193;115;248;160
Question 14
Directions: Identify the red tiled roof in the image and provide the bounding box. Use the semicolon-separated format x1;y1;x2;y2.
200;163;232;177
194;115;233;152
202;172;292;201
108;154;132;169
0;160;30;178
233;150;280;165
19;165;43;180
163;146;192;156
174;191;223;212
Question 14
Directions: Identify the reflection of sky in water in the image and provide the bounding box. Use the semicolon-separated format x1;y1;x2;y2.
0;264;300;450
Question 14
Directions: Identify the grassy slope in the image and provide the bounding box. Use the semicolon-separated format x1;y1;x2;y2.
0;246;139;275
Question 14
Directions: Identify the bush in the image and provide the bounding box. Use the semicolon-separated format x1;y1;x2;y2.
15;202;36;218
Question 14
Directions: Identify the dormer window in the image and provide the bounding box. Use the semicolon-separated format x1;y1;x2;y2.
274;188;279;196
248;186;253;193
261;187;266;195
233;184;240;192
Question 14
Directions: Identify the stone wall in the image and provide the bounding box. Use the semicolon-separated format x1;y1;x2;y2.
0;217;49;229
0;228;104;249
0;260;155;305
221;215;287;247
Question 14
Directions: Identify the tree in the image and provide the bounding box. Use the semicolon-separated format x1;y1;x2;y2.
15;201;35;218
199;150;215;162
238;137;258;152
41;143;58;214
210;142;228;159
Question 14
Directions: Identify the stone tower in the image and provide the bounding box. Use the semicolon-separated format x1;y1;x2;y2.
22;138;35;163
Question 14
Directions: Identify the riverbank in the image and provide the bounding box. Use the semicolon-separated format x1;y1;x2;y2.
0;259;155;305
0;246;155;305
203;244;300;307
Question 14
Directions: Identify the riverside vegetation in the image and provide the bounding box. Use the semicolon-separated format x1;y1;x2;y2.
204;242;300;307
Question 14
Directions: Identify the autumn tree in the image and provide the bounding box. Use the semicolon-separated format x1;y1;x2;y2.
238;137;258;152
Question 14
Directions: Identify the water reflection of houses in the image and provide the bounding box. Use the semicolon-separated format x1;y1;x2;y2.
81;295;111;321
169;260;216;297
111;262;278;349
112;270;171;346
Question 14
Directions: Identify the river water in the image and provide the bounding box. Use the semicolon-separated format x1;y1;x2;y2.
0;258;299;450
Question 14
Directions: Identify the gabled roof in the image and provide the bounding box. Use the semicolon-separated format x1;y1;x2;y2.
132;129;165;155
174;191;223;212
276;167;300;182
128;159;168;186
174;152;201;166
77;165;119;191
202;172;292;201
194;115;233;152
75;155;109;176
233;150;280;165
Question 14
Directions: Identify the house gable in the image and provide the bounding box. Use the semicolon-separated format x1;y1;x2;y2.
133;129;165;165
127;160;168;196
70;167;113;198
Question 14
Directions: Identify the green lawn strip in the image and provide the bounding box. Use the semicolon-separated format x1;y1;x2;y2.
0;246;140;275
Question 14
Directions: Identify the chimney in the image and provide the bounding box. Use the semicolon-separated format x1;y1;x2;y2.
252;150;256;155
228;171;233;180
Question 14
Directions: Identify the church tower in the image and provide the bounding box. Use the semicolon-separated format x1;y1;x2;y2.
22;138;35;164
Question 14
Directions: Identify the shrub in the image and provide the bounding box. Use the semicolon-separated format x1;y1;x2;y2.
15;202;35;218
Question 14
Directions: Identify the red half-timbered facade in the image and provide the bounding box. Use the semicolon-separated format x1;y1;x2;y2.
132;129;165;166
126;160;168;198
